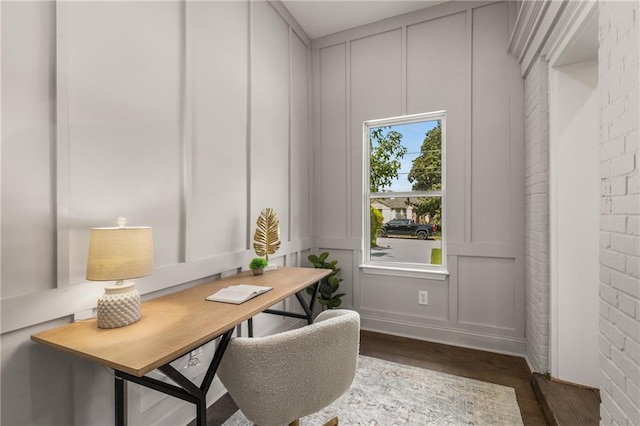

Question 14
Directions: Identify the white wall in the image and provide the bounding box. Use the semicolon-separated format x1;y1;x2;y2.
511;0;640;422
509;0;597;378
312;1;526;354
549;60;600;387
598;1;640;424
522;56;551;374
1;1;313;424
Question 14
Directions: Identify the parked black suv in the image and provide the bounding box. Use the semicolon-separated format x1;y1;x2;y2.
378;219;436;240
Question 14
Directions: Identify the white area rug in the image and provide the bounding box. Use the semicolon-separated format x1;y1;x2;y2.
223;355;524;425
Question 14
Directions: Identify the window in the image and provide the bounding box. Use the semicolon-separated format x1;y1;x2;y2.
362;111;447;279
393;208;406;219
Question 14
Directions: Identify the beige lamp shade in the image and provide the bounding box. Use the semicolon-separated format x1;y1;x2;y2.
86;227;153;281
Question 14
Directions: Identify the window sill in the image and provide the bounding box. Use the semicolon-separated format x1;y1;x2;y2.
359;264;449;280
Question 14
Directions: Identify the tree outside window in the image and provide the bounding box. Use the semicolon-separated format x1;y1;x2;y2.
363;111;446;275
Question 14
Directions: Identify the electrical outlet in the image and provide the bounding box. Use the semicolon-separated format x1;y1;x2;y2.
187;347;203;368
418;291;428;305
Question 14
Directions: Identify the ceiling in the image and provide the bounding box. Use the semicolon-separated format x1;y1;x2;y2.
281;1;447;39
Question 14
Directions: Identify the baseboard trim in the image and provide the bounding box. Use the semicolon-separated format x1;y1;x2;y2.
361;315;527;356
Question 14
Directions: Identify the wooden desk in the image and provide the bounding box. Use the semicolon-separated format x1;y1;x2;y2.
32;266;330;426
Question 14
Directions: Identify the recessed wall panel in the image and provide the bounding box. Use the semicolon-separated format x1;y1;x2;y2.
319;43;348;238
457;256;516;330
64;2;183;283
360;273;448;321
1;1;56;297
471;3;513;243
189;1;248;260
350;29;403;122
251;1;290;241
406;13;466;113
291;33;310;240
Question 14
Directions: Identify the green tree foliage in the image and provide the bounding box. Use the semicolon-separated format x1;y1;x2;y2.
370;206;383;246
408;122;442;222
370;128;407;192
370;128;407;242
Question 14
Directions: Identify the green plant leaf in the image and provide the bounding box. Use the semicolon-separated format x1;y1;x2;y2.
249;257;268;269
320;286;332;298
308;251;346;309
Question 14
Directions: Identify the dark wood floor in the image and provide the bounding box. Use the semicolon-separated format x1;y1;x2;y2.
198;330;548;425
532;373;600;426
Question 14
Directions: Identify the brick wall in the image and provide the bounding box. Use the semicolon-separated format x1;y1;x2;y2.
598;1;640;424
524;57;551;374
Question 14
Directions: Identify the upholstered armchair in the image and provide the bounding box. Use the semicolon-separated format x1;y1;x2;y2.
217;309;360;426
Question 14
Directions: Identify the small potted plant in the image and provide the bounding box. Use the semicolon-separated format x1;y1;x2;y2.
249;257;268;275
305;252;345;310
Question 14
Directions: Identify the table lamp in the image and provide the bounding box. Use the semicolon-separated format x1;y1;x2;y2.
86;217;153;329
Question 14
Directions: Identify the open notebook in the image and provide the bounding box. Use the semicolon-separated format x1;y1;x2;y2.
205;284;273;304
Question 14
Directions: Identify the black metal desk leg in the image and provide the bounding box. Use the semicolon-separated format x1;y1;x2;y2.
295;292;314;324
115;376;127;426
248;317;254;337
196;399;207;426
262;281;321;324
308;281;320;318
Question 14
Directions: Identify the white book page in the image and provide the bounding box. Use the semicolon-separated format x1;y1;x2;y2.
205;284;272;304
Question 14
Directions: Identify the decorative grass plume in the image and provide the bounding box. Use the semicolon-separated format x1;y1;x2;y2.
253;208;281;261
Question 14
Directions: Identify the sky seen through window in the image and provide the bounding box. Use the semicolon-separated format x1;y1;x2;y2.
371;120;438;193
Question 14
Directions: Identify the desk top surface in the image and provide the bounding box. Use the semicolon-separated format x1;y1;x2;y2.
31;267;330;376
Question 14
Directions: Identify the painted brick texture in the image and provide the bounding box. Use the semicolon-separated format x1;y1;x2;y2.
599;1;640;425
524;58;550;374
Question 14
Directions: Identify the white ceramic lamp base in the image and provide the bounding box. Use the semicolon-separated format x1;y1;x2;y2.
97;282;141;329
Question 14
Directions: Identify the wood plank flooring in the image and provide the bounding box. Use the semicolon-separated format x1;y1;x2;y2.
198;330;549;425
532;373;600;426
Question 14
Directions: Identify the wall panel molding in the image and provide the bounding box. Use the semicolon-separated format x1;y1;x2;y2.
311;0;496;50
1;237;312;334
55;2;71;287
2;1;314;424
361;314;527;356
187;0;249;261
1;0;314;333
312;0;525;355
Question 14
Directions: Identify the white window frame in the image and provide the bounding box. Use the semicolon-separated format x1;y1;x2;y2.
361;111;448;280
